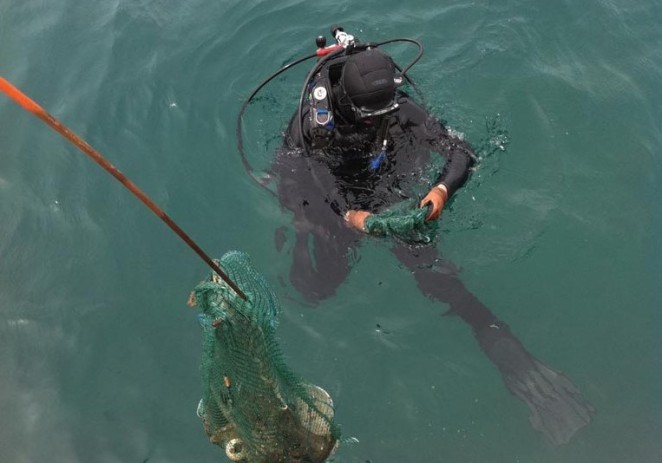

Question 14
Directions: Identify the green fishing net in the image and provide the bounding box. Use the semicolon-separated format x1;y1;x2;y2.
361;151;449;245
190;251;339;463
364;200;438;244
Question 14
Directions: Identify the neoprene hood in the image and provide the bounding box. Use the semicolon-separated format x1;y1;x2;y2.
341;49;396;112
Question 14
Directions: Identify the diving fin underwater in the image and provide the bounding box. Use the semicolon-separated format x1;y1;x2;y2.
477;326;595;445
392;247;595;446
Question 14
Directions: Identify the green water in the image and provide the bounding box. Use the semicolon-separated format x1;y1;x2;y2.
1;1;660;462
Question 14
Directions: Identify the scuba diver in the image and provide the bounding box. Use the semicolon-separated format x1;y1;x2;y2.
239;26;594;445
283;32;473;231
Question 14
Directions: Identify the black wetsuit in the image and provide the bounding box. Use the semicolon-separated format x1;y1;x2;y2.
271;79;593;446
283;91;474;214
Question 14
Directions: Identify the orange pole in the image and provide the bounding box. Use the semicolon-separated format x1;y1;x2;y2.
0;76;247;301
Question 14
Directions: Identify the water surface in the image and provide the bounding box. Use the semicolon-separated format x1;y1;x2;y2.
1;1;660;462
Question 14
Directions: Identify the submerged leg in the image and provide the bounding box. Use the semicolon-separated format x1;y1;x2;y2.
288;224;358;303
274;152;360;304
392;244;594;445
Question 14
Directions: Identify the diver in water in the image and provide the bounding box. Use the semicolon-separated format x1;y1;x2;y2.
284;37;473;232
246;26;593;445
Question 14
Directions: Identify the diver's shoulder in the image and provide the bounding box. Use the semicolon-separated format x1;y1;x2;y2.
394;91;429;124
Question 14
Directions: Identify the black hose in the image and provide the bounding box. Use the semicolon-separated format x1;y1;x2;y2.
375;38;424;78
236;52;317;194
375;38;426;103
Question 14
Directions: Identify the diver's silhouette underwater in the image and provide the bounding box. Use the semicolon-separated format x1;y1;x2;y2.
242;25;594;446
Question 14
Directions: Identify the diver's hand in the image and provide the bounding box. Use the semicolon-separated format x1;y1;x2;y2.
420;184;449;221
344;210;372;231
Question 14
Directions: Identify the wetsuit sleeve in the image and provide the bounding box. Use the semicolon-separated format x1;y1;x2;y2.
432;124;475;196
398;97;476;196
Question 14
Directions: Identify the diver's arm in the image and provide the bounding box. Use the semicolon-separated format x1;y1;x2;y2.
396;96;475;198
418;144;471;222
433;138;474;196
